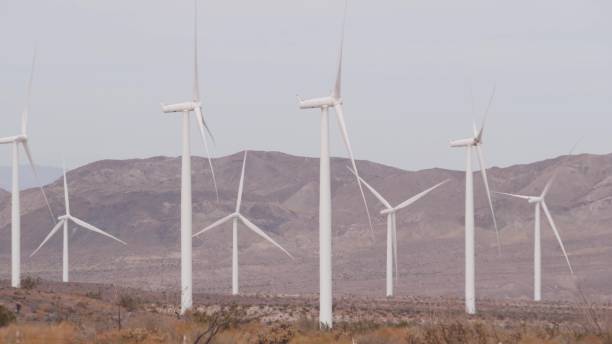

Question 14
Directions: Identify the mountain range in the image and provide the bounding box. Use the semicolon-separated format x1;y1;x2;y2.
0;151;611;302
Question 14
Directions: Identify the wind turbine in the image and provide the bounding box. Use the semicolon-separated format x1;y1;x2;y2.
30;163;127;282
296;1;373;329
0;51;55;288
496;175;575;301
449;86;500;315
160;0;219;314
193;151;294;295
349;168;448;297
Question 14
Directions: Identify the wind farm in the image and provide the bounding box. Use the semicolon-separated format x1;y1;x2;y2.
1;0;612;342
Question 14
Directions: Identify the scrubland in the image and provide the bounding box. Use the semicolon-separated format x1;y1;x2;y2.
0;278;611;343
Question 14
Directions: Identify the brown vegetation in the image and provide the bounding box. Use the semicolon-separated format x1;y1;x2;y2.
1;315;611;343
0;280;611;343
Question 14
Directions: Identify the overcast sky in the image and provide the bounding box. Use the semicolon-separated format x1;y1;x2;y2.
1;0;611;171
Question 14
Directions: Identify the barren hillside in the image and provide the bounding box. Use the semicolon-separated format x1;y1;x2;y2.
0;151;611;302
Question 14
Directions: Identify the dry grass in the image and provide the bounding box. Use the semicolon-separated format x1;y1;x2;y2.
0;315;611;344
1;280;612;344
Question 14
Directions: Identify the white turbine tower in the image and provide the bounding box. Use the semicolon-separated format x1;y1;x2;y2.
349;168;448;297
297;2;373;329
0;51;55;288
193;151;294;295
30;163;127;282
449;86;500;315
160;0;219;314
496;177;574;301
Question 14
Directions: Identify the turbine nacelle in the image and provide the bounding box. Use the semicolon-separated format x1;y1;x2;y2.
297;95;341;109
160;101;198;113
528;196;544;204
449;137;477;148
380;208;396;215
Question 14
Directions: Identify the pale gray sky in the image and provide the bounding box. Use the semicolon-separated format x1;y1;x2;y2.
1;0;611;171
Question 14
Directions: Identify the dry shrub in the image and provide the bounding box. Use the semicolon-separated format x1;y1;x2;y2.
577;335;606;344
404;320;509;344
212;322;263;344
85;290;102;300
94;328;169;344
253;323;294;343
119;294;141;312
0;305;16;328
188;305;264;344
354;327;408;344
0;322;77;343
289;331;351;344
294;315;318;332
21;276;41;290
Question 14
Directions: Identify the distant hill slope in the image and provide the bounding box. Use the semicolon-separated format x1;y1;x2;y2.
0;165;62;191
0;151;611;302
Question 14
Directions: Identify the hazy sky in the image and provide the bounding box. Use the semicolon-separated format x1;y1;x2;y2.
1;0;611;171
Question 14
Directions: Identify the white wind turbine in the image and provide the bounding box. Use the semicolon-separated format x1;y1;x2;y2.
193;151;294;295
496;176;574;301
349;167;448;297
30;163;127;282
0;51;55;288
160;0;219;314
449;86;500;315
296;2;373;329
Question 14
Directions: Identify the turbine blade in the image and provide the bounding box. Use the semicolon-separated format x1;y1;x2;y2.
0;136;19;144
468;81;475;117
346;166;391;209
192;0;199;102
476;145;501;253
236;151;248;213
22;49;37;135
238;214;294;260
568;137;582;157
541;202;574;275
477;83;496;142
21;141;55;221
493;191;531;201
193;213;234;237
541;175;555;198
194;107;219;201
541;139;581;199
30;219;64;257
196;106;216;144
334;104;374;234
69;216;126;245
63;160;70;215
332;0;348;99
394;179;449;211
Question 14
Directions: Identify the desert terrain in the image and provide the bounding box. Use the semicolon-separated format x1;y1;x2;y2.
0;278;611;343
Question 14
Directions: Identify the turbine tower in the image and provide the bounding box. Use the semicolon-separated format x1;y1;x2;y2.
349;167;448;297
296;1;373;328
193;151;294;295
449;86;500;315
0;51;55;288
30;163;127;282
160;0;219;314
496;177;574;301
